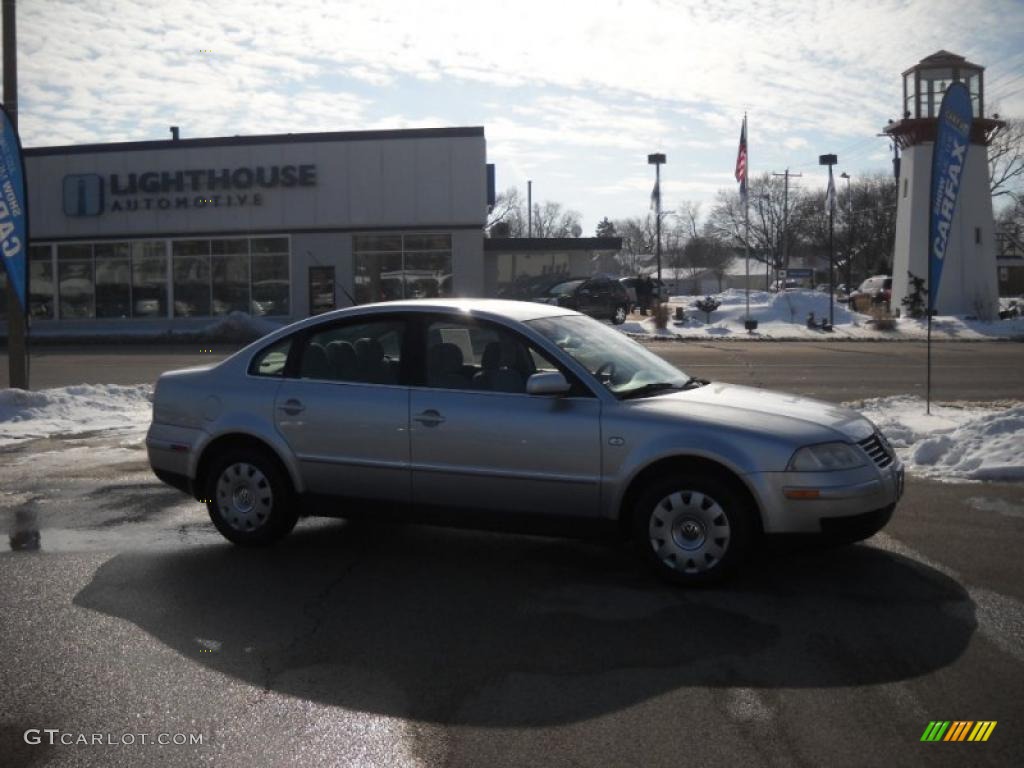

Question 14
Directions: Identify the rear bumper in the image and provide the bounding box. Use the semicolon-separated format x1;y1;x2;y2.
153;468;194;496
146;422;205;497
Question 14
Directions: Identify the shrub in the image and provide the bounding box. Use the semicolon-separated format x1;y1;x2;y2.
653;301;670;329
870;306;896;330
694;296;722;324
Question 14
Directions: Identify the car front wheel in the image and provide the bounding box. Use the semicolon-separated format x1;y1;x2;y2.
632;473;755;585
205;449;297;546
612;304;628;324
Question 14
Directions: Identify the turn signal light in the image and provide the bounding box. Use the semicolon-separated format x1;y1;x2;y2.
784;488;821;500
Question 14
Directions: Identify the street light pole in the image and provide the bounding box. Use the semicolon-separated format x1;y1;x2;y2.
840;171;852;292
648;153;666;286
819;154;838;328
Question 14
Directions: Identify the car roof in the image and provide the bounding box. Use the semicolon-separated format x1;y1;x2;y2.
288;298;579;331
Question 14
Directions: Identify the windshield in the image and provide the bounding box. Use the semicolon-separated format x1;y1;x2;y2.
546;280;585;297
527;314;689;397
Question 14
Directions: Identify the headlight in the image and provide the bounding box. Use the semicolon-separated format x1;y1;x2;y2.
788;442;866;472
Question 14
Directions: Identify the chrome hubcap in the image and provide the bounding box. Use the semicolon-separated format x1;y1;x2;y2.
649;490;730;574
216;462;273;532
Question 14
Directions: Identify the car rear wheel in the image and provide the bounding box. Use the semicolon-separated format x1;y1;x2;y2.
612;304;628;325
205;449;297;545
632;473;755;585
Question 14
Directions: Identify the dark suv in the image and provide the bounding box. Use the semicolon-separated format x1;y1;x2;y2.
534;275;631;324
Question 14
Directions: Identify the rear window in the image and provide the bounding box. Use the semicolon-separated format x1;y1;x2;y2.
249;337;292;377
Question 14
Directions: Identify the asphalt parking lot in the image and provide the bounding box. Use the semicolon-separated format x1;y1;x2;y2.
1;341;1023;767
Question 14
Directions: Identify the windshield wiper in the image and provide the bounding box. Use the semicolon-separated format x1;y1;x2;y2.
618;382;685;399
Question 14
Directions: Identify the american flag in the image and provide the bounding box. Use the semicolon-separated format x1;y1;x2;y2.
735;114;748;201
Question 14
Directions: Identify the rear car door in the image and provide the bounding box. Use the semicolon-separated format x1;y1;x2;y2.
273;316;411;507
408;315;602;519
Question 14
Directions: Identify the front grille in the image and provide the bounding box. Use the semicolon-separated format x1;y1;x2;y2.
858;432;894;468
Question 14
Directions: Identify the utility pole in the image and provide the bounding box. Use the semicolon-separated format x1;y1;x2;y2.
3;0;28;390
841;172;853;291
772;168;802;276
527;180;532;238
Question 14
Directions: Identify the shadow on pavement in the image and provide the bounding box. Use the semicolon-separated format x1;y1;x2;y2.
73;520;975;726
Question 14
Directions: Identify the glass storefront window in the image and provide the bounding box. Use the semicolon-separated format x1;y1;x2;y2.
172;240;211;317
353;234;402;252
353;233;452;303
58;244;95;319
252;252;290;316
95;242;131;319
212;249;250;316
251;237;289;255
29;245;54;320
132;241;167;318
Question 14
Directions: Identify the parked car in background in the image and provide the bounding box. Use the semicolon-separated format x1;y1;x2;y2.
619;276;670;310
770;278;801;292
148;298;904;585
534;275;631;324
849;276;892;312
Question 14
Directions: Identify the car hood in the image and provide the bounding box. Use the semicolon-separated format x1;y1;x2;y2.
633;382;875;442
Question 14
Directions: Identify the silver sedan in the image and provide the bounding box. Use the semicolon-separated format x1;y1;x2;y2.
147;299;903;585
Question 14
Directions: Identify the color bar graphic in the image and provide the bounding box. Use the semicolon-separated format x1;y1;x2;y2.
921;721;996;742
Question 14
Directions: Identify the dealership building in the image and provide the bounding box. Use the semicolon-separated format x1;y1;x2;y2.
0;126;496;332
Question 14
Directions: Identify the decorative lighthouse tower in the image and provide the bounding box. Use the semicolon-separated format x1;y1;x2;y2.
887;51;1003;320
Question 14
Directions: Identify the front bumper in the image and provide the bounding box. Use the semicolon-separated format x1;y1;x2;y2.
745;458;903;534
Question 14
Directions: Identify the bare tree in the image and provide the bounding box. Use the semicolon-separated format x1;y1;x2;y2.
989;118;1024;203
486;187;525;237
531;200;583;238
612;215;655;275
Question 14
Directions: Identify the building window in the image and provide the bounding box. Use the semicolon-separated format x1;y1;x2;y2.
58;244;95;319
212;239;250;315
172;240;212;317
29;245;55;320
353;233;452;304
132;241;168;317
251;238;290;317
95;242;132;318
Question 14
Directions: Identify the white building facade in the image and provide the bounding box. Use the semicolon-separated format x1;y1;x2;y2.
1;127;490;332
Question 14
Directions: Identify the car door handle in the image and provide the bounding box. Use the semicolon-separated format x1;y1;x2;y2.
414;409;445;426
278;399;305;416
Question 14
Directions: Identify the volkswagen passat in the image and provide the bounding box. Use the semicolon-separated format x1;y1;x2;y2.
147;299;903;584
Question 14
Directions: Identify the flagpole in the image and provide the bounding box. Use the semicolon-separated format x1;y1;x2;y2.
744;113;750;324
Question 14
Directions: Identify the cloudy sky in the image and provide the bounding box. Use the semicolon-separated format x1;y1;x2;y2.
9;0;1024;230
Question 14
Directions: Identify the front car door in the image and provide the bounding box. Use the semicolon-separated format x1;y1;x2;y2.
274;315;411;509
409;314;602;520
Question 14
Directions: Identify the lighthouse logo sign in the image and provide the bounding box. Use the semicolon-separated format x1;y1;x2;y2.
928;82;973;308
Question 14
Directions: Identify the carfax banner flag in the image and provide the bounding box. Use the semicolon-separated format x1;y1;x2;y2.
0;102;29;313
928;81;973;308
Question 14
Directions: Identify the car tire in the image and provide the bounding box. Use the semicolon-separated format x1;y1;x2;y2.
611;304;628;325
632;473;756;585
205;448;298;546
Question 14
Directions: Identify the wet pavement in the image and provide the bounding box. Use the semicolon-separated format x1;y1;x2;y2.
2;423;1024;767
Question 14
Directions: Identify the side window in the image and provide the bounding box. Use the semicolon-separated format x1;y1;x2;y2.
300;319;404;384
249;337;292;377
423;318;587;395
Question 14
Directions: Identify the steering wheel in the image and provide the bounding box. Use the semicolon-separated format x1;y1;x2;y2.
594;361;616;383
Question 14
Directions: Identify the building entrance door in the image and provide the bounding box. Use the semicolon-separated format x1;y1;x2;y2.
309;266;335;315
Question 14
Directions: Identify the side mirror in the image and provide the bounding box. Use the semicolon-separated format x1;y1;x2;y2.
526;371;571;396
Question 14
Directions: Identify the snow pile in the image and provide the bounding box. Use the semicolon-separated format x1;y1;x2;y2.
0;384;153;445
626;288;1024;340
201;311;283;341
849;396;1024;482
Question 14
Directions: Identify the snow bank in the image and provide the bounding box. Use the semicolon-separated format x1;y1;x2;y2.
629;289;1024;340
849;396;1024;482
0;384;153;445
